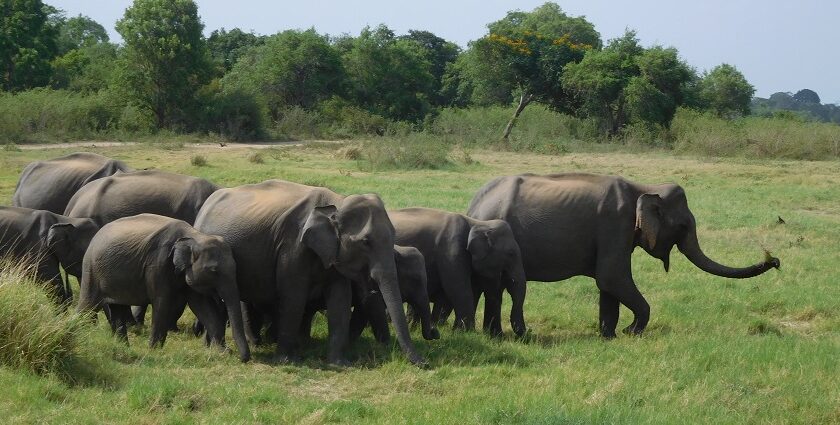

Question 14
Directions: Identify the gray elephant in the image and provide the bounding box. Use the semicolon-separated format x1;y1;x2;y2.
76;214;250;362
194;180;426;366
64;169;219;226
389;208;527;337
467;173;781;338
295;245;440;345
0;206;100;303
13;152;131;214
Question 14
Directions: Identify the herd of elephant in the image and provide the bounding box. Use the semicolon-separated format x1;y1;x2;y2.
1;152;780;367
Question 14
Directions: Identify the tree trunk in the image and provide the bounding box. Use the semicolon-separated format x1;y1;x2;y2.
502;93;533;144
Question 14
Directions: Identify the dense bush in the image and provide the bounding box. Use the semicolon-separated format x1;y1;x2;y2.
358;133;453;170
0;259;87;377
671;108;840;160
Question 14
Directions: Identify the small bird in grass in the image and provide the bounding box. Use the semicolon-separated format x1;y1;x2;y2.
777;216;786;224
219;142;227;147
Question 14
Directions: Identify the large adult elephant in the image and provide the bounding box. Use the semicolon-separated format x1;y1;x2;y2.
0;206;100;303
76;214;249;362
389;208;527;337
64;169;219;226
467;173;780;338
13;152;131;214
194;180;426;366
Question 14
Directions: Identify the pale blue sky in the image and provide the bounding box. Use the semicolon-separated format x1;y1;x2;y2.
49;1;839;103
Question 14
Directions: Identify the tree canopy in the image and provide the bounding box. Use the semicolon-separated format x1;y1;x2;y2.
1;0;60;91
696;64;754;118
115;0;211;129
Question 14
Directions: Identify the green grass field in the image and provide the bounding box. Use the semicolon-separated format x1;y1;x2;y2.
1;143;838;424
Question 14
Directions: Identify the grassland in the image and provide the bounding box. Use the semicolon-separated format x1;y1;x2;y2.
0;142;838;424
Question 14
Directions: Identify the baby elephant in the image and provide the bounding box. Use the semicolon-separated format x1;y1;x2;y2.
77;214;250;362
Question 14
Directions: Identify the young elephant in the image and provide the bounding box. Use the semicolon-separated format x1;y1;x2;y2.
293;245;440;345
348;245;440;342
389;208;527;337
76;214;250;362
0;206;100;303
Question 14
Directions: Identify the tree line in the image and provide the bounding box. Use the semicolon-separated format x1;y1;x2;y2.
1;0;760;140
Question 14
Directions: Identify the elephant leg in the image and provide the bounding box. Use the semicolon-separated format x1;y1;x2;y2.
611;282;650;336
131;305;147;326
149;293;187;348
298;305;317;344
324;279;352;366
242;302;263;346
482;287;504;337
437;264;475;331
108;304;132;343
187;291;226;349
598;290;620;338
348;304;368;344
431;300;452;326
274;291;306;364
365;295;391;344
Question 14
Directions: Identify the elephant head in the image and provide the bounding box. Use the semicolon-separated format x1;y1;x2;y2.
301;194;425;366
46;219;100;280
171;235;250;362
635;185;780;277
467;220;528;336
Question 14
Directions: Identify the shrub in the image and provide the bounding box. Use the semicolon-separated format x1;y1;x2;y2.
190;155;207;166
207;89;266;141
247;152;264;164
358;133;452;170
0;259;87;376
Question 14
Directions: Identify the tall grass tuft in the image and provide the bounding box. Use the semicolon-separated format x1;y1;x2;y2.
358;133;452;170
0;258;87;377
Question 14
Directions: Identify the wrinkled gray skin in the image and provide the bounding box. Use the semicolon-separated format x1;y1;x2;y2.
194;180;425;366
467;173;781;338
76;214;250;362
65;169;219;326
0;206;100;303
389;208;527;337
64;169;219;227
295;245;440;344
13;152;132;215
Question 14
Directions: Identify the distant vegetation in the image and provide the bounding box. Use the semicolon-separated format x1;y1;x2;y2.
0;0;837;160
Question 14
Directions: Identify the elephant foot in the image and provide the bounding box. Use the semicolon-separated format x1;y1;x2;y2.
622;324;645;336
408;354;430;369
423;327;441;340
192;320;205;337
273;352;301;365
328;356;352;367
512;325;528;338
600;330;617;339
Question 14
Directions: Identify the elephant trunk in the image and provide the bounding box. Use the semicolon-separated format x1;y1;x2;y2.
507;262;528;337
221;283;251;362
678;227;779;279
371;263;427;367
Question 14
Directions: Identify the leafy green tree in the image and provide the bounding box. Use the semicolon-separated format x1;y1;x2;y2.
55;14;109;55
50;42;118;92
221;29;344;120
342;25;434;122
563;31;694;135
0;0;60;91
115;0;211;129
697;63;754;118
207;28;265;74
792;89;820;105
465;3;601;141
399;30;460;106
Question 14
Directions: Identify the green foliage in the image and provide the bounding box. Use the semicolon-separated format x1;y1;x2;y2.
204;87;266;140
696;64;754;118
455;3;600;112
0;0;60;91
0;88;122;142
399;29;461;106
341;24;435;122
671;107;840;160
207;27;265;74
563;31;694;135
752;90;840;125
0;258;86;377
115;0;211;129
221;29;345;120
190;154;207;166
50;42;118;92
358;133;453;170
55;14;109;55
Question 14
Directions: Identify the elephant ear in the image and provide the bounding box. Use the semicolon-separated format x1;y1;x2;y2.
46;223;75;254
301;205;339;269
635;193;662;250
171;237;195;274
467;227;493;260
